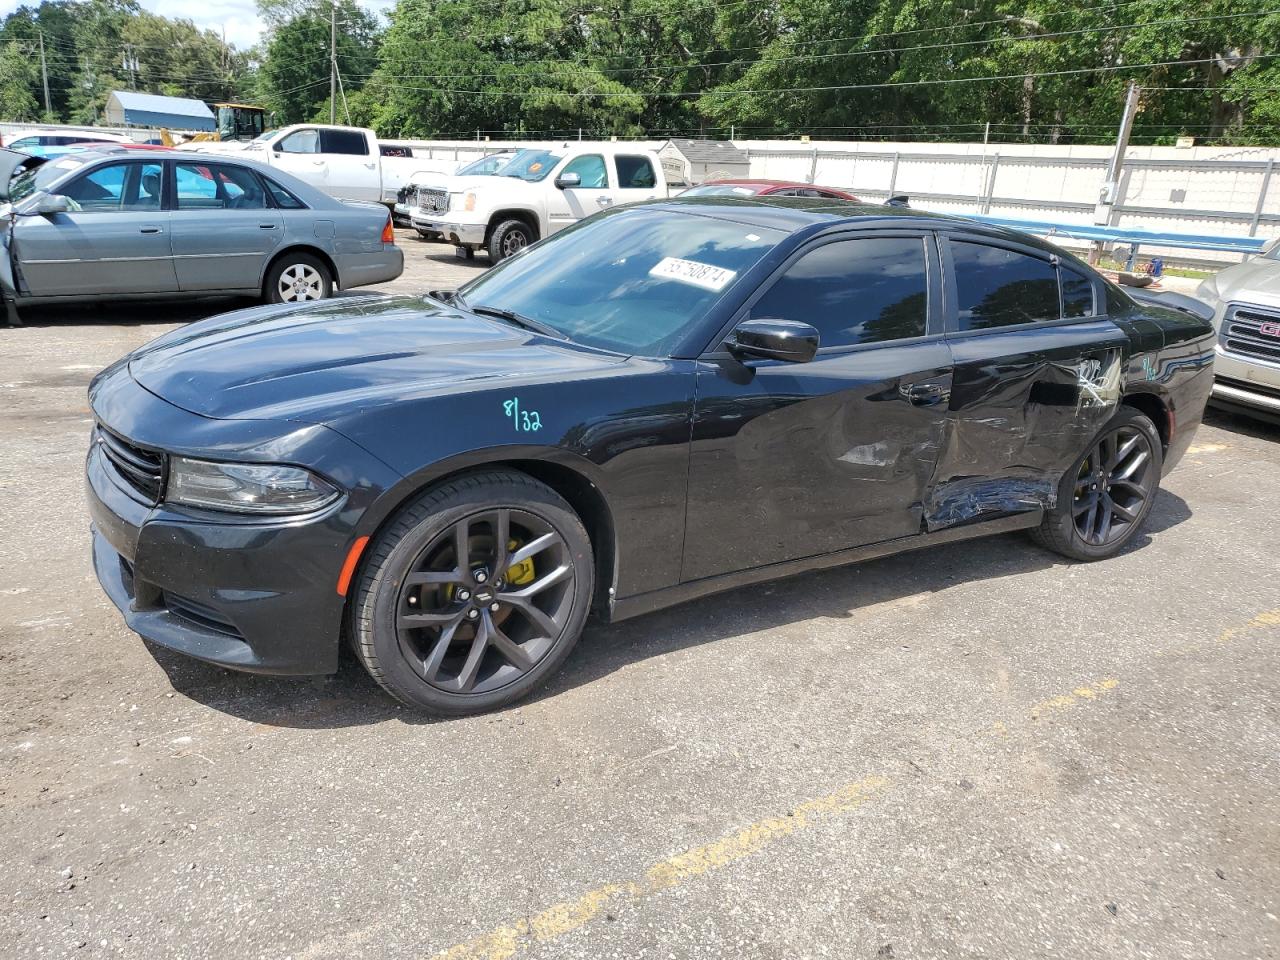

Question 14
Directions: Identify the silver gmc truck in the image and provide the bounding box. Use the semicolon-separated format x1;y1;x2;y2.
1197;239;1280;423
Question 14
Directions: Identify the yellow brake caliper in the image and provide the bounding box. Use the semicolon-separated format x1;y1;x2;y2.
505;538;536;587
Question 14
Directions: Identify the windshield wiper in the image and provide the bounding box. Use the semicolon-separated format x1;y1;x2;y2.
467;302;567;340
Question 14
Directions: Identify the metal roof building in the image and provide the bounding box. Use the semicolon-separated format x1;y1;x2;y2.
103;91;215;132
658;139;750;186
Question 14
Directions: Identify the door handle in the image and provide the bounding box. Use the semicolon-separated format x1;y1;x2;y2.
363;162;376;169
596;196;614;206
310;159;325;166
139;226;163;234
259;223;277;229
902;381;950;406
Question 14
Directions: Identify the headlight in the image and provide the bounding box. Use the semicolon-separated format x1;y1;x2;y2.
166;457;340;515
449;191;476;212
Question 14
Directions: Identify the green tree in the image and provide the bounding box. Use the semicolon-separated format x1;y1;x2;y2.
256;0;380;125
0;1;79;121
0;41;41;121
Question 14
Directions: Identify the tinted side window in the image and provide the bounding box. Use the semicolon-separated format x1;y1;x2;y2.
615;155;656;188
322;129;369;155
750;237;930;348
1061;266;1095;318
951;241;1060;330
562;154;607;188
277;129;319;154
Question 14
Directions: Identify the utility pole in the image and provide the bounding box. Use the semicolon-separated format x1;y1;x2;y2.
38;32;51;118
329;0;337;124
1092;81;1140;263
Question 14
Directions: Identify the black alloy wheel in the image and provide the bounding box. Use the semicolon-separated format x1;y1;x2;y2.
1034;407;1163;561
351;471;593;715
396;508;574;695
1070;423;1155;547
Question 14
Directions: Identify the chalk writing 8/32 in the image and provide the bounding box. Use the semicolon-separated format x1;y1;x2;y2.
503;397;542;432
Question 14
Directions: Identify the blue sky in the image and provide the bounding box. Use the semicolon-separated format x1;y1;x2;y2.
0;0;397;50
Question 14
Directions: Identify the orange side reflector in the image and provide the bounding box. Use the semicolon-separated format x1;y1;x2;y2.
336;536;370;597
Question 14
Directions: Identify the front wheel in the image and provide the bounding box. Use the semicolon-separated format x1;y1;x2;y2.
351;471;594;715
487;219;533;262
1033;407;1163;561
264;253;333;304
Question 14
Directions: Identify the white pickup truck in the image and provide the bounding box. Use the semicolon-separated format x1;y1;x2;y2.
414;143;670;261
186;124;442;206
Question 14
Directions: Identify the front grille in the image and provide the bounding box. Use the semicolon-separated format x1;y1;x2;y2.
163;592;244;639
97;426;165;503
417;187;448;214
1222;303;1280;365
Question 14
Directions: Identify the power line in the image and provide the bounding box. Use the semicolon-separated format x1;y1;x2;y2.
351;54;1280;99
371;10;1264;83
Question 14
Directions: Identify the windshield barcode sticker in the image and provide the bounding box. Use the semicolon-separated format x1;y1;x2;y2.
649;257;737;291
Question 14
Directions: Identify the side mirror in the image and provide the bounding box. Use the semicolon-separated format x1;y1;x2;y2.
728;318;819;364
35;194;70;215
554;171;581;190
886;195;910;207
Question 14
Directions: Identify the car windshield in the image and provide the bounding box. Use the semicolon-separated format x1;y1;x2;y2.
6;156;84;204
497;149;563;182
681;184;760;196
456;153;513;177
457;208;785;356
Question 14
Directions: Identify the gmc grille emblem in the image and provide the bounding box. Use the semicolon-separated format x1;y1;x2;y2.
1260;321;1280;337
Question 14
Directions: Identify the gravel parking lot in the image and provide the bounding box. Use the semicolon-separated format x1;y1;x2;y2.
1;230;1277;960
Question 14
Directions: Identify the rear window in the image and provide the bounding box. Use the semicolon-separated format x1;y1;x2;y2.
322;129;370;155
951;241;1060;330
615;155;657;188
262;176;306;209
1061;266;1096;318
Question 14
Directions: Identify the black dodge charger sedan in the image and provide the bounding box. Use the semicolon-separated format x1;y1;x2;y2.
87;198;1215;715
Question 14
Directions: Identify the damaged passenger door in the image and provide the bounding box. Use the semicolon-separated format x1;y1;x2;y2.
682;232;953;582
928;233;1127;529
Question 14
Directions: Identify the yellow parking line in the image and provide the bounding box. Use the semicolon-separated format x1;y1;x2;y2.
1216;608;1280;644
433;776;890;960
1030;678;1119;720
431;670;1135;960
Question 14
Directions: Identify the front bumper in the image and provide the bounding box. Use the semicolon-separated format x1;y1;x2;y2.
1210;346;1280;421
418;219;486;246
85;367;404;676
87;441;351;675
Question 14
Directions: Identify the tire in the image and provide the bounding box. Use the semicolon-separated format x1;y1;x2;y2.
1032;406;1163;561
264;252;333;304
416;228;440;241
487;219;533;262
351;470;594;716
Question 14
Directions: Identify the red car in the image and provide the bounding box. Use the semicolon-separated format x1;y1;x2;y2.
679;178;860;201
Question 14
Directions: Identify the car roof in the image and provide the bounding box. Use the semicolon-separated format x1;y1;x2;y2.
640;195;1066;252
699;178;825;189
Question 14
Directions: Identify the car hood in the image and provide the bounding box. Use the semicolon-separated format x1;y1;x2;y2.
127;295;625;424
1210;257;1280;309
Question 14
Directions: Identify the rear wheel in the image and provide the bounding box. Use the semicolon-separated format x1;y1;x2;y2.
1033;407;1163;561
264;253;332;304
487;219;533;262
351;471;593;715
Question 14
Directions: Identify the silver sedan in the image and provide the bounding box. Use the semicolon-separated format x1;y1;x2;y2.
1;147;403;323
